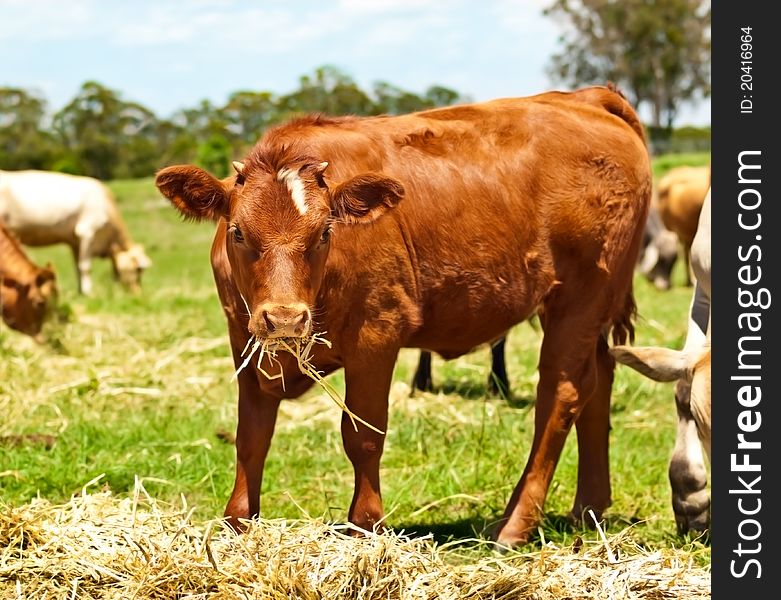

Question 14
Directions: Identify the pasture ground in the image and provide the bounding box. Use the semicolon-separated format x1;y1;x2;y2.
1;154;711;595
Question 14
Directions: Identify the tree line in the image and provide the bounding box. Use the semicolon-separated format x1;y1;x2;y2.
0;66;465;181
2;0;711;181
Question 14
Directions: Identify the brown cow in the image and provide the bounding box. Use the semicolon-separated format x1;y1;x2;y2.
0;219;58;340
155;85;651;548
655;165;710;286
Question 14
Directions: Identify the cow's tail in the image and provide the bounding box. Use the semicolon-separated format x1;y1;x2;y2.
611;291;637;346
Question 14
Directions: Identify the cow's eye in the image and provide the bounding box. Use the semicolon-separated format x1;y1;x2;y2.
231;225;244;244
319;227;331;245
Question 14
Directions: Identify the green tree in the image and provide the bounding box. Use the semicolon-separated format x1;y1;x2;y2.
52;81;123;179
279;65;376;117
115;101;160;178
155;118;198;168
197;134;232;179
424;85;462;108
372;82;433;115
0;87;58;170
222;90;279;147
544;0;710;129
52;81;161;179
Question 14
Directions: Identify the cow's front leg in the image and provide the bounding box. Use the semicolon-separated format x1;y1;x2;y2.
224;346;281;530
342;351;397;532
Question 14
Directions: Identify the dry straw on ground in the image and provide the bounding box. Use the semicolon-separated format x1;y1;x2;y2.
1;479;709;600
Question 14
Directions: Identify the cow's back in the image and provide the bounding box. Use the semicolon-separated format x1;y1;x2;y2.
270;92;650;251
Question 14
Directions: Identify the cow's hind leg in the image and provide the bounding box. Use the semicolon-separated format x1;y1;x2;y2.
494;294;609;548
570;334;613;526
487;336;510;397
342;351;397;532
411;351;434;392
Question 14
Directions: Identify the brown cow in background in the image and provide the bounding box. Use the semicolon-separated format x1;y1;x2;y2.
156;85;651;548
655;165;710;286
0;220;57;340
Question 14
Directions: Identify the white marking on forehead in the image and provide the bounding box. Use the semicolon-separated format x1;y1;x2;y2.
277;168;308;215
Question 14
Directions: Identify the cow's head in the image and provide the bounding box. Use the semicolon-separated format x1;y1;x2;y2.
0;265;58;341
111;243;153;293
638;228;679;290
155;155;404;339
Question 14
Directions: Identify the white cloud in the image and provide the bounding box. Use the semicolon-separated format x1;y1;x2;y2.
0;0;94;41
336;0;454;15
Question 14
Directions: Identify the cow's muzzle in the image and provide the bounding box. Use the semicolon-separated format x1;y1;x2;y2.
252;303;311;339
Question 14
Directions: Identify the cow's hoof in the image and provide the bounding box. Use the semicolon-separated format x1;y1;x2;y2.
223;515;251;534
492;523;533;552
567;504;607;530
673;497;710;536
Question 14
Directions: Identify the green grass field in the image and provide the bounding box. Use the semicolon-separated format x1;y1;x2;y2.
0;154;710;564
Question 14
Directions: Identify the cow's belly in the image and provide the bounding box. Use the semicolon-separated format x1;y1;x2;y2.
406;267;545;358
1;196;81;246
9;219;80;247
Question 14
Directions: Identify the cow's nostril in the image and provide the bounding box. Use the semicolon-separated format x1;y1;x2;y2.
262;310;276;332
293;311;308;333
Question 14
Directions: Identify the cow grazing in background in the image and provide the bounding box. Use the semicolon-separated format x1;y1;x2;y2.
156;85;651;548
0;170;152;295
612;187;711;534
637;203;679;290
412;336;510;396
0;219;58;340
655;165;710;286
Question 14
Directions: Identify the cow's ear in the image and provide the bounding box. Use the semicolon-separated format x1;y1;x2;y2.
2;276;29;293
331;173;404;224
155;165;230;222
1;275;20;288
35;268;55;287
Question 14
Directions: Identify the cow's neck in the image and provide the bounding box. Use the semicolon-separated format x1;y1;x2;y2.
106;206;133;253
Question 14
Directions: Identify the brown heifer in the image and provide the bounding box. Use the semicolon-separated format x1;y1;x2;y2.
156;85;651;548
655;165;710;286
0;220;57;340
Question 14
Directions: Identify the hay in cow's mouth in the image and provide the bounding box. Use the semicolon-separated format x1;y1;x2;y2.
232;333;384;435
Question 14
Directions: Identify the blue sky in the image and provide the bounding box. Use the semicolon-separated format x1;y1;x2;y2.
1;0;710;125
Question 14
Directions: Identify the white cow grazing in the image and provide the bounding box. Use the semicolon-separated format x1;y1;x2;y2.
611;187;711;535
0;170;152;295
